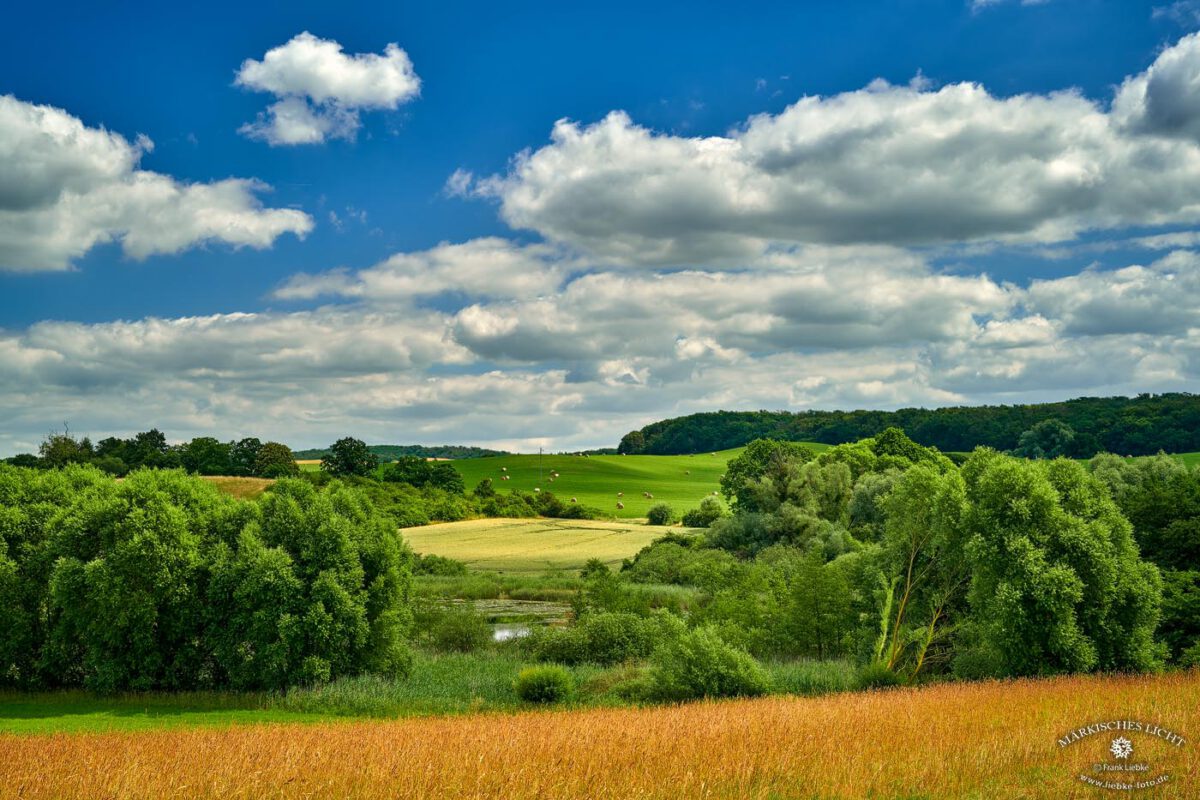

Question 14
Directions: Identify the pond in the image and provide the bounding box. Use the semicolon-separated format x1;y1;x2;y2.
468;598;571;642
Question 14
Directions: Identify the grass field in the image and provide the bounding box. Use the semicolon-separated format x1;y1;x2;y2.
403;517;678;572
0;692;322;735
3;670;1195;798
451;449;749;519
449;447;833;519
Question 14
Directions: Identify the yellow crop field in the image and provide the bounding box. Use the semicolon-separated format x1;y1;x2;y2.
402;517;677;572
2;671;1196;799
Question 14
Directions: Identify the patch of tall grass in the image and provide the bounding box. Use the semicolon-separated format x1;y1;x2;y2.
765;659;857;696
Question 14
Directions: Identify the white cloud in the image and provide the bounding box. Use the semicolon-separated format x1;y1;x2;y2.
236;32;420;146
274;237;572;301
4;244;1200;452
1025;250;1200;336
0;95;312;272
464;35;1200;265
1114;32;1200;139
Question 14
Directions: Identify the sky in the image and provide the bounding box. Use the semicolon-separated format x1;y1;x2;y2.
5;0;1200;454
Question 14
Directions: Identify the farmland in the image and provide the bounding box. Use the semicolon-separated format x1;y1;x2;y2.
448;448;755;518
2;670;1196;799
403;517;679;572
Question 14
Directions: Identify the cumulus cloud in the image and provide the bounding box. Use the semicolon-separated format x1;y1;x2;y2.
236;32;420;145
462;34;1200;264
10;225;1200;452
1114;32;1200;139
0;95;313;272
275;237;573;302
13;34;1200;451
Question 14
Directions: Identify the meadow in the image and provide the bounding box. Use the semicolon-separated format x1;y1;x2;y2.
2;670;1195;799
403;517;681;572
448;448;758;518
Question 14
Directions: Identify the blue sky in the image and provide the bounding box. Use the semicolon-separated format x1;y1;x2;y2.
3;0;1200;453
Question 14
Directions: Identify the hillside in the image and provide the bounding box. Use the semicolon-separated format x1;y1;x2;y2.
448;447;838;519
618;393;1200;457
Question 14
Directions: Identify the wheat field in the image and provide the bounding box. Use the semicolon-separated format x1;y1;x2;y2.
3;671;1196;799
402;517;676;572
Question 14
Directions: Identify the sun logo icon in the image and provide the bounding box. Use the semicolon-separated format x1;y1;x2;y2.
1110;736;1134;760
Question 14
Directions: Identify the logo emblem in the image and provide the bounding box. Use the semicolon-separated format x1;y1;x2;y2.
1110;737;1133;760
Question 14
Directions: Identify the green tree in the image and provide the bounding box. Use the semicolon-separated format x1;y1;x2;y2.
44;470;239;691
719;439;814;511
617;429;646;455
254;442;299;478
1012;419;1076;459
129;429;181;469
229;438;263;477
38;428;93;468
787;549;852;660
179;437;232;475
879;463;968;677
206;479;412;689
959;452;1162;677
322;438;378;477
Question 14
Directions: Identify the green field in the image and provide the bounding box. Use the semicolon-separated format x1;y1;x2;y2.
447;445;829;519
403;517;678;572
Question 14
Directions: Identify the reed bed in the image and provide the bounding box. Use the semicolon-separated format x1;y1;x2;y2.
3;670;1197;799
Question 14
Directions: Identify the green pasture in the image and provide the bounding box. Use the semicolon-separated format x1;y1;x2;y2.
448;444;829;519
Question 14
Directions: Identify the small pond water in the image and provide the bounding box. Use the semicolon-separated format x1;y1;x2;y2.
469;598;570;642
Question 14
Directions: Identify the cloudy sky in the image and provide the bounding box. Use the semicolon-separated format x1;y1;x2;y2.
5;0;1200;455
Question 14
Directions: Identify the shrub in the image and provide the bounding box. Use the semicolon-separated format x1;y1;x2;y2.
413;554;469;576
646;625;770;701
527;612;659;665
854;661;904;690
647;504;675;526
413;601;491;653
681;497;726;528
514;665;573;703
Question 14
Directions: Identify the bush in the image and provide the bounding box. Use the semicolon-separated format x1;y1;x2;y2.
646;625;770;701
647;503;675;526
419;603;491;653
681;497;726;528
854;662;904;690
526;612;659;665
413;554;469;576
514;665;573;703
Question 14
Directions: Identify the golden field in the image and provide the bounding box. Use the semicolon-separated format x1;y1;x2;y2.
2;671;1197;799
402;517;679;572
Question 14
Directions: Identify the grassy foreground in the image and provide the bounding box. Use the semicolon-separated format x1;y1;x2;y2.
403;517;683;572
2;671;1195;799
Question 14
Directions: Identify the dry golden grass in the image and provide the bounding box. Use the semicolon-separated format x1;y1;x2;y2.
199;476;275;500
3;671;1197;799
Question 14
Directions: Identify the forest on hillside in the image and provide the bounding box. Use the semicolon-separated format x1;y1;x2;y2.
292;444;510;461
618;394;1200;457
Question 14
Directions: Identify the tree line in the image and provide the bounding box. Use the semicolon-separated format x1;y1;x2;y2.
600;429;1194;681
0;467;411;692
8;428;300;478
617;393;1200;457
